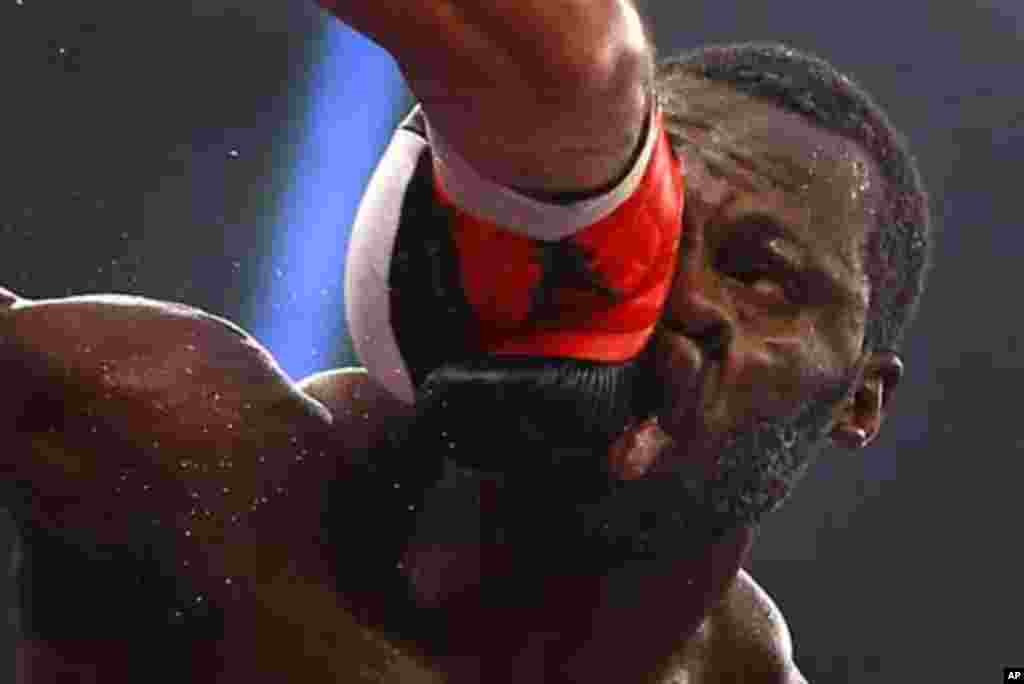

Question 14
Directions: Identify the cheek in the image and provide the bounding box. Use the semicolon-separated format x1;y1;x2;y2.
718;321;832;425
831;300;869;365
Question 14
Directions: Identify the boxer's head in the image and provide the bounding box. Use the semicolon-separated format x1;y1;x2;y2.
404;43;931;565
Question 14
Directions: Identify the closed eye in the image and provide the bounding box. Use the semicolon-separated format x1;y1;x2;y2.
715;244;805;303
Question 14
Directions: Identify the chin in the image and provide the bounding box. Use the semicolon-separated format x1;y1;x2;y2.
575;411;833;567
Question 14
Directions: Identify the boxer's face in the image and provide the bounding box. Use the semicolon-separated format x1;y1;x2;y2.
583;85;900;552
404;85;905;565
654;85;876;461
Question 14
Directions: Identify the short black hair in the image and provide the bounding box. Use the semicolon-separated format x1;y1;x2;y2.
656;42;933;353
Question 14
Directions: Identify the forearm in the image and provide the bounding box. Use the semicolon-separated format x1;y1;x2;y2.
319;0;647;88
318;0;653;194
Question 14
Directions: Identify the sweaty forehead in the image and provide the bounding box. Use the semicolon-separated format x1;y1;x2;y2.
666;80;880;295
667;79;873;194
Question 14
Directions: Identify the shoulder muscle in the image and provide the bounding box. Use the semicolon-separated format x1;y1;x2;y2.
671;570;807;683
727;570;795;663
711;570;806;683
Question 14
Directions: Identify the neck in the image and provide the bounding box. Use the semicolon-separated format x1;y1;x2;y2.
399;469;754;682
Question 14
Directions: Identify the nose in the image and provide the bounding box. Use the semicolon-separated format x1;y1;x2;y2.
660;222;733;362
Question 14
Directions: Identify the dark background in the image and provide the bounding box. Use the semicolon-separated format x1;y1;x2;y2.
1;0;1021;681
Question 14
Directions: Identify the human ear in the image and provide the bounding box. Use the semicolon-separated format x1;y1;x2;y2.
829;351;904;449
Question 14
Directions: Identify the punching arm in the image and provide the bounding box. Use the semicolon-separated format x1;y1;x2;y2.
318;0;653;197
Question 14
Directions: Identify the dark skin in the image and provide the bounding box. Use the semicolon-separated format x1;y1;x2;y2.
0;84;902;683
642;80;903;479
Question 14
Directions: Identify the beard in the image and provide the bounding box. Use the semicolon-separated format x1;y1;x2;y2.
394;355;853;576
566;377;849;568
322;355;852;653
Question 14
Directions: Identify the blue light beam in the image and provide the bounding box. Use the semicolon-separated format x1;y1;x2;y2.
250;19;405;381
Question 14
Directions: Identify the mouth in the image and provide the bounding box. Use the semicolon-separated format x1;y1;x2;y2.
606;330;710;480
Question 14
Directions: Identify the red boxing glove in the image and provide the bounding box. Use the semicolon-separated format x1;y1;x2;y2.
436;109;685;363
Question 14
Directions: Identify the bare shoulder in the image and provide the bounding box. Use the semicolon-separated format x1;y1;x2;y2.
669;570;808;683
720;570;796;663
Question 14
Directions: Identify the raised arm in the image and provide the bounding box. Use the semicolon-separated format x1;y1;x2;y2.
320;0;653;196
